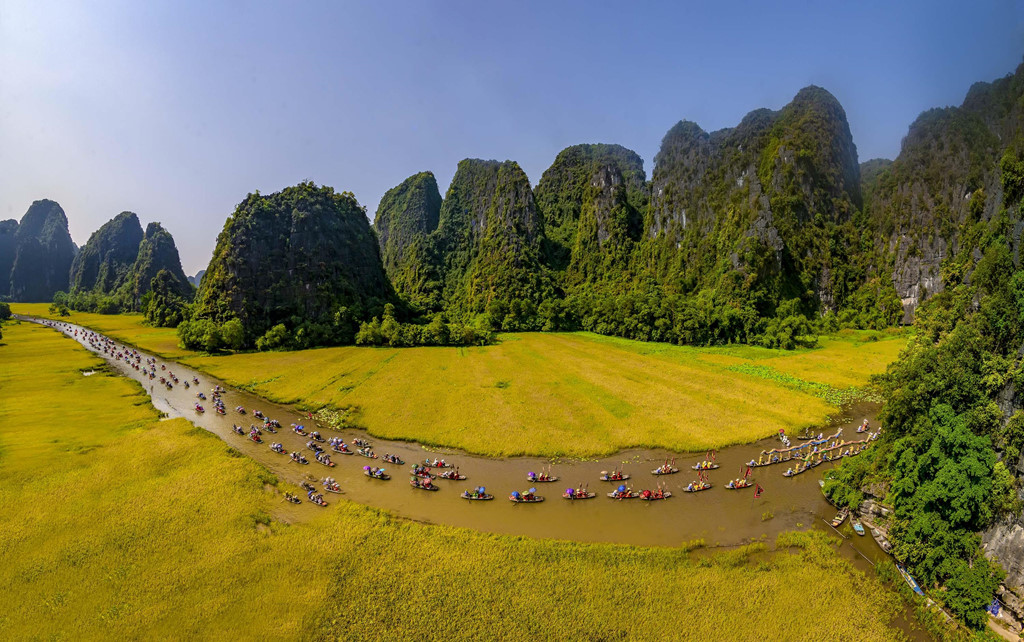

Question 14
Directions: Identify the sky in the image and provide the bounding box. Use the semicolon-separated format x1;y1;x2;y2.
2;1;1023;275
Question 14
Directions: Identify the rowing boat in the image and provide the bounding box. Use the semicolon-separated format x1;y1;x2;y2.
651;467;679;476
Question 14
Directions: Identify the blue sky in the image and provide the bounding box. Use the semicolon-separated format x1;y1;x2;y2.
2;1;1022;274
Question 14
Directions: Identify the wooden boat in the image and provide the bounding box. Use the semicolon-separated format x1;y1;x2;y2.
331;446;354;455
691;463;719;471
323;483;342;494
410;480;439;491
638;491;672;501
423;459;451;468
364;470;390;480
527;475;558;483
509;494;545;503
830;507;849;528
309;497;328;507
599;473;630;481
871;529;893;553
725;479;753;489
461;491;493;501
651;467;679;476
852;519;865;536
606;490;639;499
316;458;335;468
896;563;924;596
357;450;377;459
439;472;466;480
411;468;436;479
562;491;596;499
682;483;712;492
382;456;404;465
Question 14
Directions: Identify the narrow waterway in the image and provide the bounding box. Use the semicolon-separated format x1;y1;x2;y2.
29;318;889;550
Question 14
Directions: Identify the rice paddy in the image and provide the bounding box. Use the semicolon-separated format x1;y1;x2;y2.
180;331;907;457
12;304;908;457
0;319;906;640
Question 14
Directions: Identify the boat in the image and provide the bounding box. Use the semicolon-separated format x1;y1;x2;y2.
562;490;596;499
852;519;865;536
423;458;451;468
527;474;558;483
509;494;545;503
598;471;630;481
309;496;328;507
411;467;436;479
682;483;712;492
331;446;354;455
651;467;679;476
607;490;639;499
638;490;672;501
461;489;493;501
830;507;849;528
691;463;719;471
439;471;466;480
896;563;925;596
410;479;439;491
364;468;390;480
725;479;753;490
358;449;377;459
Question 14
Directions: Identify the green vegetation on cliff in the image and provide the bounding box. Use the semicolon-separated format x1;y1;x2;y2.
189;181;395;349
828;62;1024;630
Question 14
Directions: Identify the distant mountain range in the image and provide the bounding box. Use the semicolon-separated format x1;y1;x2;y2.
7;62;1024;349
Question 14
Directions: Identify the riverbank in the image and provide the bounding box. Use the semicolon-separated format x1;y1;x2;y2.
14;303;908;458
0;319;911;640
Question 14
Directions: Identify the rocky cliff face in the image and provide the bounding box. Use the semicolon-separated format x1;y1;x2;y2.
188;269;206;287
9;199;75;302
193;182;394;340
372;171;442;306
534;144;647;276
0;219;18;299
645;86;862;314
120;222;192;309
865;64;1024;322
69;211;144;295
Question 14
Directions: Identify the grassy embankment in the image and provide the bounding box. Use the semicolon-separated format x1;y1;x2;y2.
14;303;907;458
0;319;905;640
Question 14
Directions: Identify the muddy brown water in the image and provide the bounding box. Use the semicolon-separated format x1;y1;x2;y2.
31;318;935;639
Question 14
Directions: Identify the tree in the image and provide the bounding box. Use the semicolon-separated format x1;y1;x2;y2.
221;318;245;351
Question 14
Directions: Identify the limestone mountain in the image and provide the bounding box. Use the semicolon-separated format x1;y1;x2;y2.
0;219;18;299
69;211;144;295
9;199;75;302
193;181;394;345
645;86;864;317
372;171;442;308
188;269;206;287
533;143;647;281
120;222;193;309
865;63;1024;322
433;159;553;328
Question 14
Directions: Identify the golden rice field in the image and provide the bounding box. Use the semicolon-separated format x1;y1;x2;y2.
12;303;907;457
14;303;188;358
0;320;906;640
182;331;906;457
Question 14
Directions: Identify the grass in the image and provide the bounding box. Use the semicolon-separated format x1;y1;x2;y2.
13;303;908;458
0;319;906;640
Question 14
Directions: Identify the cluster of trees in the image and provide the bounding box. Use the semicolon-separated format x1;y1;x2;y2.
827;175;1024;628
355;305;491;347
0;301;10;340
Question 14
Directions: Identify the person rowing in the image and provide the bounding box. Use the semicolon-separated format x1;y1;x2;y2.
607;484;636;499
292;424;307;436
440;467;464;480
600;469;629;481
271;443;286;454
462;486;492;500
